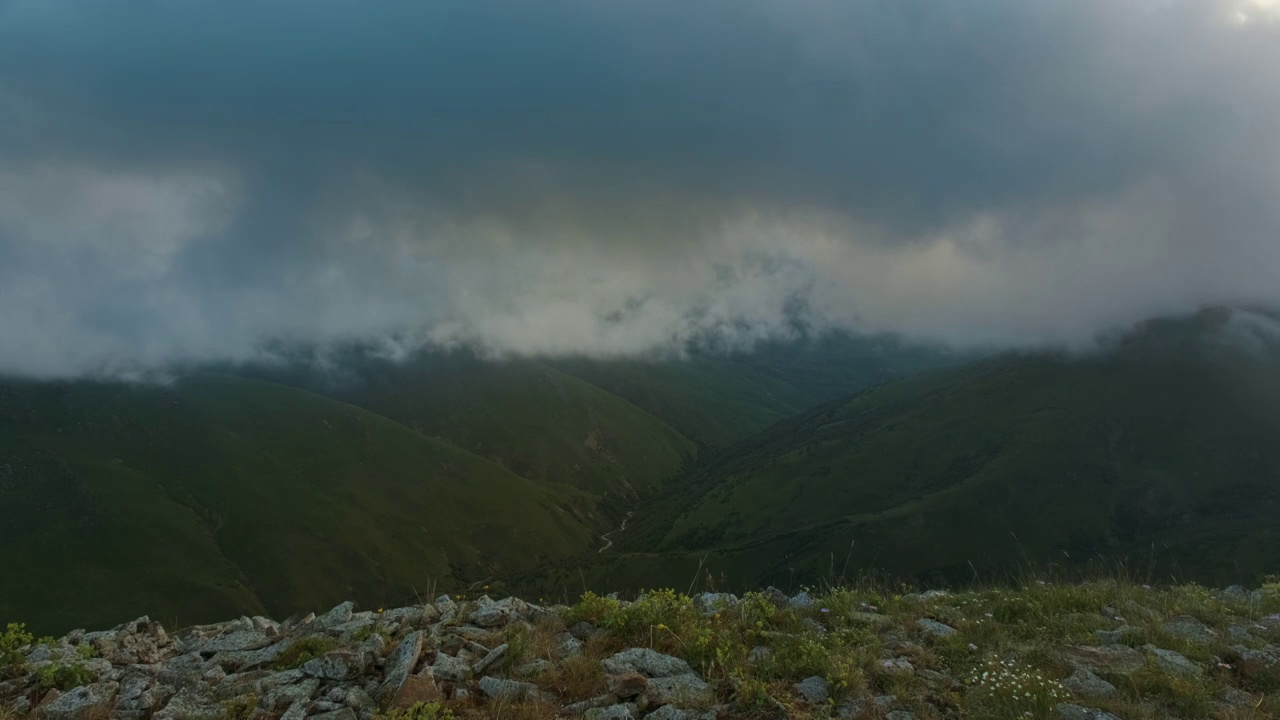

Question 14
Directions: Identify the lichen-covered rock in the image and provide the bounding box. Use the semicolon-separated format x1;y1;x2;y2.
431;653;472;682
916;618;957;637
1062;645;1144;675
1062;668;1116;698
40;681;119;719
314;602;355;630
469;597;529;627
583;704;638;720
478;676;540;701
603;648;693;678
1162;615;1216;644
1145;646;1202;677
379;631;423;702
794;675;829;703
642;674;712;706
693;593;739;615
264;678;319;712
301;651;364;680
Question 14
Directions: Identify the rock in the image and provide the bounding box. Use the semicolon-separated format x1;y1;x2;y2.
280;701;307;720
472;642;508;674
693;593;739;615
431;653;472;682
794;675;829;704
379;631;423;703
562;694;620;715
885;712;915;720
515;659;552;677
1144;646;1203;677
606;672;648;698
790;592;814;609
603;648;694;678
583;704;638;720
569;622;599;641
254;669;306;693
1062;645;1144;675
469;597;529;627
1221;687;1254;706
879;657;914;675
761;587;789;607
646;707;690;720
1163;615;1216;644
836;699;864;719
301;651;364;680
387;670;440;709
154;690;226;720
1227;625;1256;643
1093;629;1124;645
642;674;712;706
555;632;584;658
213;640;289;671
39;682;119;719
345;687;375;710
200;631;272;654
478;676;540;702
310;709;358;720
916;618;957;637
1229;644;1280;684
1062;669;1116;698
314;602;355;630
1056;704;1122;720
264;678;320;711
747;646;772;664
920;590;951;601
213;670;272;700
383;606;435;625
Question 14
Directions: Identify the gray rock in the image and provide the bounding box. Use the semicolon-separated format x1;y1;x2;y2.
569;621;600;640
583;704;638;720
470;597;529;627
1062;669;1116;698
39;682;119;720
301;651;363;680
1221;687;1254;706
646;707;690;720
1230;644;1280;683
200;630;272;653
886;712;915;720
381;606;426;624
920;590;951;601
379;631;423;702
555;631;584;658
916;618;957;637
431;653;472;682
790;592;814;609
693;593;739;615
311;709;358;720
280;701;307;720
345;687;375;710
879;657;914;675
472;642;509;674
1056;704;1122;720
478;676;540;702
562;694;620;715
154;690;226;720
264;678;319;712
255;669;306;693
1227;625;1256;643
794;675;829;703
1093;629;1124;645
212;640;289;671
1145;646;1203;677
603;648;694;678
1062;645;1144;675
643;674;713;706
1163;615;1216;644
314;601;355;630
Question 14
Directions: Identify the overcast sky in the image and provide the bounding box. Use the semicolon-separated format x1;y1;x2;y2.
1;0;1278;378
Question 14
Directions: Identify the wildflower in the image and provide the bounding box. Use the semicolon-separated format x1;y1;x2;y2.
656;623;668;630
968;643;978;651
820;608;829;614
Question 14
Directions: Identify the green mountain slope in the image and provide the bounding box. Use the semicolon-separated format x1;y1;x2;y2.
544;324;1280;593
0;374;598;634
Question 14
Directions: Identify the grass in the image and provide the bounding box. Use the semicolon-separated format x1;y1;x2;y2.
271;635;339;671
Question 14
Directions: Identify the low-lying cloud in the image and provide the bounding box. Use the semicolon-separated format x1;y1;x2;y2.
1;0;1278;378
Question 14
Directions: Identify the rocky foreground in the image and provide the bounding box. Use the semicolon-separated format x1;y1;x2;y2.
3;581;1280;719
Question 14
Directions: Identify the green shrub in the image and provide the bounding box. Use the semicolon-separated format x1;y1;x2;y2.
220;694;260;720
35;658;95;691
271;635;338;670
0;623;33;669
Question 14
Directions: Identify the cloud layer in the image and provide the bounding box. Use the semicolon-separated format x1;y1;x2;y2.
1;0;1278;377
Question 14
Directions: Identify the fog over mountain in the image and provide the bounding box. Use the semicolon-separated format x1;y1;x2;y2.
1;0;1279;378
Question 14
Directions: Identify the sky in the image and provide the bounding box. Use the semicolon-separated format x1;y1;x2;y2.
1;0;1278;378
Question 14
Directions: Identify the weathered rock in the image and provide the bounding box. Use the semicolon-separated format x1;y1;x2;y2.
379;631;423;703
387;670;440;709
280;701;307;720
606;672;648;698
1056;704;1122;720
916;618;957;638
1230;644;1280;684
154;690;226;720
213;670;272;700
879;657;914;675
642;674;712;706
264;678;320;712
478;676;540;702
693;593;739;615
603;648;693;678
39;682;118;719
472;642;508;674
794;675;829;704
1221;687;1254;706
1144;646;1202;677
555;632;584;658
200;631;272;654
1163;615;1216;644
647;707;694;720
562;694;620;715
431;653;472;682
1062;645;1144;675
212;640;289;672
569;622;600;641
885;712;915;720
310;708;358;720
515;659;553;677
470;597;529;628
314;602;355;630
346;687;375;710
301;651;364;680
255;669;306;693
583;704;638;720
789;592;814;609
1062;669;1116;698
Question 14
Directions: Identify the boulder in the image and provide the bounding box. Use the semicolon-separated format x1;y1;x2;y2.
1229;644;1280;684
583;704;638;720
263;678;319;712
606;672;648;698
794;675;829;704
200;631;272;654
1062;645;1144;675
603;648;693;678
646;707;690;720
478;676;540;702
1162;615;1216;644
469;597;529;628
916;618;957;638
431;653;472;682
39;682;118;719
310;709;358;720
379;631;424;703
1144;646;1202;677
301;651;364;680
562;694;620;715
1061;669;1116;698
314;602;355;631
642;675;712;706
555;632;584;658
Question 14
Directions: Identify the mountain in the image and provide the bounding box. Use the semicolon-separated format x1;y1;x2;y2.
0;374;600;634
536;310;1280;594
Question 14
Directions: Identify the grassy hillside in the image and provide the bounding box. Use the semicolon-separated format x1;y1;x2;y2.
0;374;600;634
530;338;1280;596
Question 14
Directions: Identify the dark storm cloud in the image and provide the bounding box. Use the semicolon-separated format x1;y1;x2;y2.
0;0;1278;377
